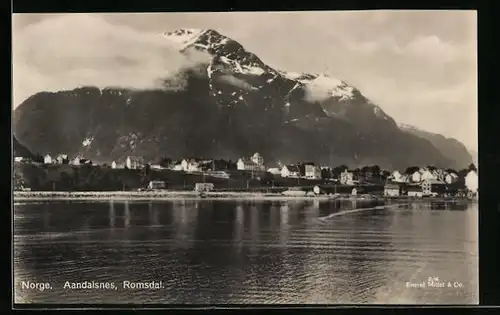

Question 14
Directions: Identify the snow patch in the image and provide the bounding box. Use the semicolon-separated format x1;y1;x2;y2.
82;137;94;147
301;75;354;101
282;72;303;80
242;65;265;76
164;29;206;48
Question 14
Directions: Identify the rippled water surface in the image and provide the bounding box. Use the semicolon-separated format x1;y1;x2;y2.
14;199;478;304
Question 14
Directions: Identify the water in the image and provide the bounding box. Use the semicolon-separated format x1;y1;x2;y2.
13;199;478;304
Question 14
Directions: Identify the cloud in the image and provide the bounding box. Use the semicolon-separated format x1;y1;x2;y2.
12;14;211;108
217;74;256;91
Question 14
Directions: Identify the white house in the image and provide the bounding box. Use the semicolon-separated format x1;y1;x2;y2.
126;156;144;170
111;161;117;169
304;164;321;180
340;170;354;185
70;156;81;166
267;168;281;175
411;171;422;183
55;154;68;164
237;158;265;172
445;173;459;184
420;170;436;181
14;157;24;163
250;152;264;166
465;170;478;193
237;153;265;172
43;154;53;164
172;163;184;171
391;170;402;182
384;183;401;197
407;185;423;197
281;165;301;178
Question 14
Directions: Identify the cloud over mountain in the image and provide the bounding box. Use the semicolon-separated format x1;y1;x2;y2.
12;14;211;108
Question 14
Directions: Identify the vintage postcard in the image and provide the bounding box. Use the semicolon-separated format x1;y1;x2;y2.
12;11;478;305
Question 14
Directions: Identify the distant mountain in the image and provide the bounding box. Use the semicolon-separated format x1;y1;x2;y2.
469;149;478;166
13;136;35;159
398;124;473;169
14;28;459;170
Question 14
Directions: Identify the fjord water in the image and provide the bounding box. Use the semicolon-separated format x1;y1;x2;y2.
14;199;478;304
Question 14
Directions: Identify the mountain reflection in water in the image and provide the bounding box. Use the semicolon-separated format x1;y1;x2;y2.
14;199;478;304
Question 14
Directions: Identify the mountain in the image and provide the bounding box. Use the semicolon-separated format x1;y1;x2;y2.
13;136;35;159
469;149;478;166
398;124;473;169
13;28;460;170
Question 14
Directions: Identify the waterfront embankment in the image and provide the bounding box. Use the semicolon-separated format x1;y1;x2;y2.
13;191;477;203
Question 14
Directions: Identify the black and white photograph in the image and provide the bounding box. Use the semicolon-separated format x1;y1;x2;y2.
12;11;478;305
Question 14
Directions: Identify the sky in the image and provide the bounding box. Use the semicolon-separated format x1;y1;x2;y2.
12;11;477;151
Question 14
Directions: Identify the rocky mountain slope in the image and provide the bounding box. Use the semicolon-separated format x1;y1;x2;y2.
13;136;35;159
13;28;469;170
398;124;473;169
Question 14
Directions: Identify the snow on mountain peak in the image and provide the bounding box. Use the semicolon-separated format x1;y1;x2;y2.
300;74;354;101
163;28;206;48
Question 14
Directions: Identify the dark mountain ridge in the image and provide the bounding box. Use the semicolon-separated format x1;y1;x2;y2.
13;28;470;170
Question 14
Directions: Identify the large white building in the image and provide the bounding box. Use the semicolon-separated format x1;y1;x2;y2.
304;164;321;180
340;170;354;185
465;170;478;193
237;152;265;172
43;154;53;164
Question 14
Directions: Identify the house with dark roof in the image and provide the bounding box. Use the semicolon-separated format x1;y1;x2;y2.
384;182;402;197
406;184;423;197
422;178;446;196
281;165;301;178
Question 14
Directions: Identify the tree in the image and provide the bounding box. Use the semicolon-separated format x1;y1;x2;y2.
159;157;172;168
332;165;348;178
370;165;381;176
445;168;457;174
405;166;420;175
381;170;391;180
468;163;477;172
321;167;333;179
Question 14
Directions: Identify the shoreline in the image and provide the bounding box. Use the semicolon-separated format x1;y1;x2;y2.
13;191;477;203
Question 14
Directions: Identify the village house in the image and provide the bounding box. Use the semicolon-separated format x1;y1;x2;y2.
421;178;447;196
237;158;265;172
181;158;212;172
44;154;53;164
55;154;69;164
340;170;354;185
250;152;264;166
237;153;266;172
411;171;422;183
267;167;281;175
391;170;403;182
70;156;81;165
147;180;166;190
80;158;92;165
445;172;459;184
465;170;478;193
171;162;184;171
111;161;117;169
194;182;215;192
420;169;436;181
407;185;423;197
304;164;322;180
14;156;24;163
281;165;302;178
150;164;164;170
126;156;144;170
384;182;401;197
